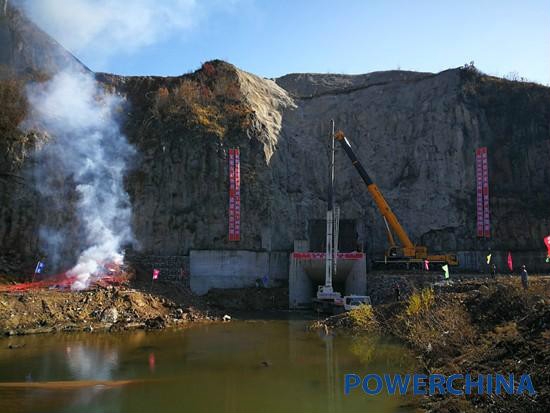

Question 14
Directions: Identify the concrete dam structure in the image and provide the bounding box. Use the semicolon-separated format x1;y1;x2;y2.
188;246;367;309
189;223;367;307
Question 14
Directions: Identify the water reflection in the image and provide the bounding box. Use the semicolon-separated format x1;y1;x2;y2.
321;332;337;413
349;336;376;365
148;353;156;373
63;344;121;411
0;319;416;413
65;344;119;380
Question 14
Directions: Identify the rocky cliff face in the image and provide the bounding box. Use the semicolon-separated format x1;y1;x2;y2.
1;7;549;272
267;67;550;255
0;2;88;76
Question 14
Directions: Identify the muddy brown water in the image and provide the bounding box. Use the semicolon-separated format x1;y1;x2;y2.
0;314;416;413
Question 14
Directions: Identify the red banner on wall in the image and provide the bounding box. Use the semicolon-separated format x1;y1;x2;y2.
475;147;490;238
229;148;240;241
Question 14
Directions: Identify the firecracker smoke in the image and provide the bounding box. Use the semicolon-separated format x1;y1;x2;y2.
26;69;134;289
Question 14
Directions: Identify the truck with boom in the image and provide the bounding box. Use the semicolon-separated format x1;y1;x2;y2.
312;123;371;314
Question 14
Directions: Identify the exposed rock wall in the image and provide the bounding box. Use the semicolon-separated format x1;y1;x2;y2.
0;3;88;76
0;71;44;268
270;68;468;253
270;68;549;257
102;65;549;262
95;62;285;256
0;3;87;271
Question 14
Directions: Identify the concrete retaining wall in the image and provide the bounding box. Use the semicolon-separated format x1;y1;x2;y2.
190;250;289;295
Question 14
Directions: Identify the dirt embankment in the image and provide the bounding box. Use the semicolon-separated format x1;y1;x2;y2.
0;271;290;337
0;278;217;336
315;276;550;413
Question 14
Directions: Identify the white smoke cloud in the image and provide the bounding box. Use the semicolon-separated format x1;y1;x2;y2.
27;69;135;289
17;0;231;67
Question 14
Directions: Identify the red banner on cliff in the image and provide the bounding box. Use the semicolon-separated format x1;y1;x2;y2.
229;149;240;241
475;147;490;238
481;148;490;237
475;148;484;237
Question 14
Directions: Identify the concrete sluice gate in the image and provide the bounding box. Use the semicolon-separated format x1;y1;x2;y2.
289;252;367;309
188;249;367;309
300;258;356;283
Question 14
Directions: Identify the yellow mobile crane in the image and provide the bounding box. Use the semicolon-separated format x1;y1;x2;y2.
334;130;458;266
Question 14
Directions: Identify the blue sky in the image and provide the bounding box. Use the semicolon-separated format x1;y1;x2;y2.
23;0;550;84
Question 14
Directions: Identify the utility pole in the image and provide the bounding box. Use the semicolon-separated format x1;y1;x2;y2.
319;120;340;299
325;120;335;291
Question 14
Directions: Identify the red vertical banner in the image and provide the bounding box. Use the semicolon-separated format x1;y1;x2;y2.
481;147;490;238
475;147;490;238
234;148;240;241
475;148;484;237
228;148;240;241
228;149;235;241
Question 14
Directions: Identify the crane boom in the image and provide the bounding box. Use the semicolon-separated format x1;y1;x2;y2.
331;129;457;266
334;130;415;250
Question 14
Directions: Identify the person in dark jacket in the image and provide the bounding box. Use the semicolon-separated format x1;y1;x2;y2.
490;263;497;279
520;265;528;290
393;282;401;302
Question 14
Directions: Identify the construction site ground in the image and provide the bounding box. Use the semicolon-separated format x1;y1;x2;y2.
0;273;290;336
314;274;550;413
0;275;216;336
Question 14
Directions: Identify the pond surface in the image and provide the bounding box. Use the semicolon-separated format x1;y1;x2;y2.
0;315;416;413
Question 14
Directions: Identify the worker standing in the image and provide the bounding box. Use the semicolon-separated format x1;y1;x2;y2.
490;263;497;279
393;282;401;302
520;265;529;290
